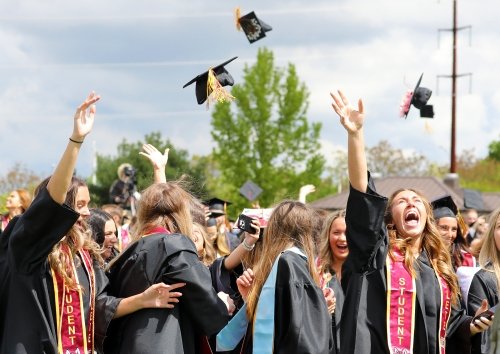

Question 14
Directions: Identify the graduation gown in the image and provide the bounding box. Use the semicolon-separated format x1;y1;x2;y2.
239;251;333;354
467;268;499;354
104;232;230;354
340;176;473;354
0;188;120;354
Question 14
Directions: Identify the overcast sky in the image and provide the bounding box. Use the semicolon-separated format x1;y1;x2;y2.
1;0;499;181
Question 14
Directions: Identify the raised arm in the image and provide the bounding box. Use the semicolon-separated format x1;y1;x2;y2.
47;92;100;204
330;90;367;192
139;144;169;183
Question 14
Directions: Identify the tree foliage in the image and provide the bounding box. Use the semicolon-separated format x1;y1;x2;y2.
487;138;500;161
0;162;43;195
90;132;208;206
210;48;325;214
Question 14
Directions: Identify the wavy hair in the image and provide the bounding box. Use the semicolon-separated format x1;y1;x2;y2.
384;188;460;305
478;208;500;293
317;209;347;278
192;223;216;266
35;176;104;290
246;200;319;321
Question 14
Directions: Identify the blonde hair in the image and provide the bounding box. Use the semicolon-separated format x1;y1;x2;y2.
192;223;216;266
132;182;193;241
384;189;460;305
246;200;319;321
317;210;346;277
478;208;500;293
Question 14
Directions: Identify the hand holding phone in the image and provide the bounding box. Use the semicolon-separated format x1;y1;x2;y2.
472;309;495;323
237;214;257;234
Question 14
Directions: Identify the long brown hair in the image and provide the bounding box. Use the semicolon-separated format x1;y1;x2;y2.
318;209;346;277
132;182;193;240
478;208;500;293
246;200;319;321
34;177;104;290
384;188;460;305
192;223;217;266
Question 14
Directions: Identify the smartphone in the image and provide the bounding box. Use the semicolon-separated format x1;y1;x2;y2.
472;309;495;323
236;214;256;233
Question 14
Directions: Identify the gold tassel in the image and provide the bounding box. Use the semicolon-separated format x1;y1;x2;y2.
424;121;433;134
235;7;242;31
206;68;235;108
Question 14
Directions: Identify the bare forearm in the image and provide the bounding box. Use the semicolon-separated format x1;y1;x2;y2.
47;139;82;204
347;130;367;193
223;244;247;270
113;293;143;318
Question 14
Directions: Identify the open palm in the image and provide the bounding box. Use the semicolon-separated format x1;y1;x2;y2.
139;144;169;170
330;90;364;134
73;92;100;140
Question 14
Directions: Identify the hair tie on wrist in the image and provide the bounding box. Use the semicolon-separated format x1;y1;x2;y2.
69;137;84;144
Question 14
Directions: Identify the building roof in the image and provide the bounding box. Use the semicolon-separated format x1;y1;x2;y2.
309;176;500;213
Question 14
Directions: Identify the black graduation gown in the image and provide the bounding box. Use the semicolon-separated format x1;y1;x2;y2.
240;251;334;354
326;273;344;354
104;232;231;354
0;188;120;354
467;268;499;354
340;176;472;354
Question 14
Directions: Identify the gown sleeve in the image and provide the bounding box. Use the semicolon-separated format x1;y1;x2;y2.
9;187;79;274
344;174;388;275
162;236;231;336
93;261;122;353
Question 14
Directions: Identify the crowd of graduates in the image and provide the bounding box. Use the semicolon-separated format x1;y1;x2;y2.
0;90;499;354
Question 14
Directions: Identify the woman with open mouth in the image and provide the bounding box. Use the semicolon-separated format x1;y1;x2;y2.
330;89;493;354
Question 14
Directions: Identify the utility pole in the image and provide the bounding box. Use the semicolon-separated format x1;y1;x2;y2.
437;0;472;173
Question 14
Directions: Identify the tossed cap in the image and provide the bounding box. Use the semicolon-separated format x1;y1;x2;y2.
399;73;433;119
235;9;272;43
239;180;263;201
205;197;232;216
420;105;434;119
183;57;238;105
431;195;458;220
463;189;484;211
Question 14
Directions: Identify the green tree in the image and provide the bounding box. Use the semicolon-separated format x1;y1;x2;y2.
488;138;500;161
210;48;325;215
90;132;208;206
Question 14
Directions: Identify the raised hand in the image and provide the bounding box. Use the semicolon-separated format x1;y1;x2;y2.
299;184;316;203
244;218;261;247
139;144;170;170
330;90;364;134
72;91;100;142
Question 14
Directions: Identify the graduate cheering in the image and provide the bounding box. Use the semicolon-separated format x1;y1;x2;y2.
0;93;184;354
330;89;493;354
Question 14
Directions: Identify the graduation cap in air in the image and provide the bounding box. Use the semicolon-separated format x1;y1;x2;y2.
205;197;232;217
399;73;433;119
183;57;237;106
431;195;459;220
239;180;263;202
235;8;272;43
463;189;484;211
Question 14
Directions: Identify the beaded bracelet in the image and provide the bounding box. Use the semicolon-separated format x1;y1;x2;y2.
242;238;255;251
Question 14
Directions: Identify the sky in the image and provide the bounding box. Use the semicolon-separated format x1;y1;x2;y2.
0;0;499;181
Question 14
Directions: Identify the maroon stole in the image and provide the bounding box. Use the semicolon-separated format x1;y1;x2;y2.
1;215;9;231
386;249;452;354
143;226;171;237
461;251;476;267
52;245;96;354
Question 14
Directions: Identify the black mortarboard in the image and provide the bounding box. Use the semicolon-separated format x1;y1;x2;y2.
236;9;272;43
239;180;263;201
431;195;458;220
400;73;433;119
205;197;232;217
183;57;238;105
420;105;434;118
463;189;484;210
